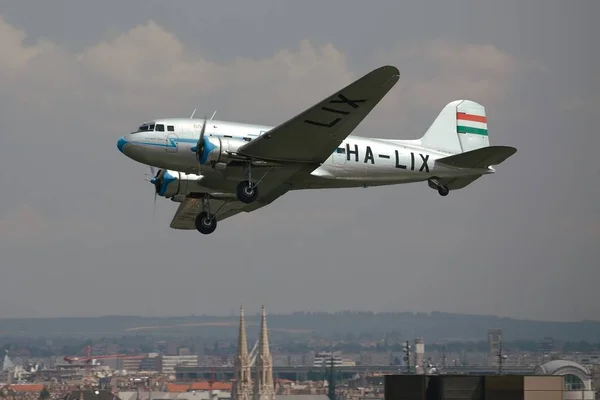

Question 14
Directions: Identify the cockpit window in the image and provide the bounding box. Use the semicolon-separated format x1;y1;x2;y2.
135;123;156;133
156;124;165;132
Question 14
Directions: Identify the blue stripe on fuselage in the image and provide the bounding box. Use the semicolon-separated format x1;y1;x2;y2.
131;137;198;148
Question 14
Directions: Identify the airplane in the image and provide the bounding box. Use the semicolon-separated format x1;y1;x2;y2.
117;65;517;235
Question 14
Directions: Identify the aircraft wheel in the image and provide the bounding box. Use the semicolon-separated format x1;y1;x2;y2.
438;185;449;196
236;180;259;203
195;212;217;234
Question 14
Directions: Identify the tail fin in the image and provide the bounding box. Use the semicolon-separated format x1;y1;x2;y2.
420;100;489;154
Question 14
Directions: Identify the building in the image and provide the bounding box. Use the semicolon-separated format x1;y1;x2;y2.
160;355;199;374
253;305;275;400
534;360;595;400
64;390;121;400
312;352;356;368
232;304;275;400
384;374;565;400
233;306;252;400
487;328;503;367
139;354;161;371
117;355;145;371
313;352;342;367
413;338;425;375
381;360;596;400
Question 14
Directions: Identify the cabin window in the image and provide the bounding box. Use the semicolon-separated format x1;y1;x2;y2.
156;124;165;132
167;125;174;131
148;124;155;131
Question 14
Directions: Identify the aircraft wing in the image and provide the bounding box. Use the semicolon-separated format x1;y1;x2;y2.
170;164;313;229
237;65;400;163
169;197;246;229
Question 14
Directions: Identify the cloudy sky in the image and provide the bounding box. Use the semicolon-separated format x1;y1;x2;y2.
0;0;598;322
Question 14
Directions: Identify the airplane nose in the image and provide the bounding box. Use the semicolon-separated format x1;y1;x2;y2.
117;136;128;154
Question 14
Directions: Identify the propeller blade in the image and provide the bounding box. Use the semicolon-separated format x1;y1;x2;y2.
148;168;162;220
153;191;157;219
195;116;208;165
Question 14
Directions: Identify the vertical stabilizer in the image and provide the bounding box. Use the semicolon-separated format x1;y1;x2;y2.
420;100;490;154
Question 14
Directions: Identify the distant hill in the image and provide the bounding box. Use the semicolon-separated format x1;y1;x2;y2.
0;311;598;342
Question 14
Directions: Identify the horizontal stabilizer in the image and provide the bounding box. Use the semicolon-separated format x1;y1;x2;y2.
436;145;517;169
443;175;483;190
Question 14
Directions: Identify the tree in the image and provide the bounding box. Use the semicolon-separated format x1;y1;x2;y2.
39;386;50;400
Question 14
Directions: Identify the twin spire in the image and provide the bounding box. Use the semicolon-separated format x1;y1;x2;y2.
233;305;274;400
257;305;272;364
238;305;249;360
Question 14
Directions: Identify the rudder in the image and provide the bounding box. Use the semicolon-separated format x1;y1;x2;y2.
420;100;490;154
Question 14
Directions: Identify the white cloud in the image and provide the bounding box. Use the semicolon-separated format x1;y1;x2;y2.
0;15;537;127
371;39;544;121
0;16;355;125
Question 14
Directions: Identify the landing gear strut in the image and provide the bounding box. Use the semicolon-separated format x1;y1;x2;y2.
195;195;217;234
235;163;274;204
428;178;450;197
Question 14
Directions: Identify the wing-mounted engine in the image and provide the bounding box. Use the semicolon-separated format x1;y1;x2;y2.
192;116;248;168
195;135;248;166
151;169;213;200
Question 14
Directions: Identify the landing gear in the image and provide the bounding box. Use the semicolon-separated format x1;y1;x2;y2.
428;178;450;197
195;211;217;234
236;180;259;204
195;195;217;234
235;163;274;204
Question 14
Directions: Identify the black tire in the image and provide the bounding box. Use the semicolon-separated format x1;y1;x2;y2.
236;180;259;203
195;212;217;234
438;185;449;196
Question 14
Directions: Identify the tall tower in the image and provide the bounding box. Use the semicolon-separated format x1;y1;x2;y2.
487;328;503;366
253;305;275;400
414;338;425;374
233;306;252;400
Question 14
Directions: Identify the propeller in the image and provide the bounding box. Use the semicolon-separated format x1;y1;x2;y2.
194;116;208;167
148;166;162;217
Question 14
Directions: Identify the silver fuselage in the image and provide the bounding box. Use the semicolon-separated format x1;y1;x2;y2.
117;118;492;193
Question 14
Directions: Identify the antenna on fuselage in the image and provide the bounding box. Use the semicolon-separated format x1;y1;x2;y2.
210;110;217;120
190;108;197;119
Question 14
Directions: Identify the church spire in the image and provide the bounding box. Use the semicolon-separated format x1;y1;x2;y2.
253;305;275;400
238;305;249;359
233;305;252;400
258;305;271;360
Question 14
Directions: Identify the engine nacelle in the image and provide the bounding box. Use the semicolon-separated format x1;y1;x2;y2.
197;136;247;165
152;169;211;199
